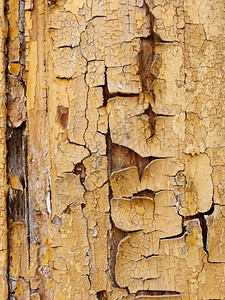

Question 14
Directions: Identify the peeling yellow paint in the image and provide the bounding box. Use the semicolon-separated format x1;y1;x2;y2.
3;0;225;299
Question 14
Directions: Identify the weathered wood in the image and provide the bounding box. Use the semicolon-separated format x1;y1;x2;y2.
1;0;225;299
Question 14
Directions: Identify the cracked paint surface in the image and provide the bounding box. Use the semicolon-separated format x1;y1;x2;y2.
0;0;224;299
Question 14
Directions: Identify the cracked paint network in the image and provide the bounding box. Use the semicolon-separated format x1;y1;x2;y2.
0;0;224;299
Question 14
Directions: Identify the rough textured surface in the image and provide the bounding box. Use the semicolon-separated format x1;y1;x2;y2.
0;2;8;298
0;0;224;299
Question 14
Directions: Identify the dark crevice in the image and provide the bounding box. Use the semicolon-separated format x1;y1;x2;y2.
102;66;139;106
57;105;69;128
7;125;26;222
141;104;157;138
138;1;157;97
132;189;154;198
140;254;160;259
102;67;109;106
108;221;128;289
135;104;175;140
57;44;78;50
96;290;107;300
200;215;208;254
81;203;86;209
18;0;26;67
106;131;128;289
107;135;158;178
48;0;57;7
67;138;91;156
184;203;214;254
160;218;186;240
62;203;73;214
73;162;86;184
135;290;181;296
24;133;30;263
138;35;155;97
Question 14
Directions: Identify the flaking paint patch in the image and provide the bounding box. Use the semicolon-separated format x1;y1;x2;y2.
3;0;225;299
